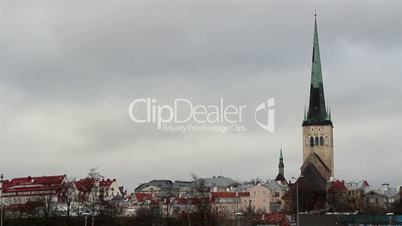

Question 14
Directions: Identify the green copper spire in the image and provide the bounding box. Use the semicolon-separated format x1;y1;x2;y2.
311;15;323;88
303;13;332;126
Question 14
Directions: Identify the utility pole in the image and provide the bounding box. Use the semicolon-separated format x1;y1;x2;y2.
292;176;303;226
296;180;299;226
1;173;4;226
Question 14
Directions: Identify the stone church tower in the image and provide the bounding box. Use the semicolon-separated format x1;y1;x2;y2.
301;15;334;180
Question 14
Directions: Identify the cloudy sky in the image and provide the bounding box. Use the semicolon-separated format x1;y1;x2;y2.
1;1;401;190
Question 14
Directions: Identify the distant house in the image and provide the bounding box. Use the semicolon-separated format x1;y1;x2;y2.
135;180;175;193
135;177;237;195
326;180;350;211
374;183;400;209
364;190;387;210
203;176;238;192
135;179;194;195
360;183;400;211
99;179;122;200
74;178;121;202
344;180;370;193
1;175;69;207
343;180;370;211
210;191;250;217
265;180;288;212
242;183;272;214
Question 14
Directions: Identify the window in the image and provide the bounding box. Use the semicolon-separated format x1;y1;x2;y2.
310;137;314;147
320;136;324;145
315;137;319;145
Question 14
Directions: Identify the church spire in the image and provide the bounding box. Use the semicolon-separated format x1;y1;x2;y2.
311;14;323;89
278;147;284;175
303;13;332;126
275;147;287;184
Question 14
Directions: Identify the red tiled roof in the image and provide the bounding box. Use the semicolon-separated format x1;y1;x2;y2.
175;197;201;205
211;192;249;199
2;175;66;194
328;180;347;193
135;192;154;202
74;178;95;192
99;179;115;187
74;178;116;192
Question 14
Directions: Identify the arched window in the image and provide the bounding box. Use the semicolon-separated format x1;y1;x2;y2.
325;136;329;145
305;137;309;146
310;137;314;147
320;136;324;145
315;137;319;146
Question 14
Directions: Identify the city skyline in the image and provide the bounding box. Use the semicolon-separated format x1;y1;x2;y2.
0;1;401;191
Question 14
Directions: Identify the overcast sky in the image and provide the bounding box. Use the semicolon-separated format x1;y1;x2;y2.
1;1;401;191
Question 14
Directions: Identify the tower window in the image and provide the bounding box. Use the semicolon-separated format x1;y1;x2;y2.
310;137;314;147
320;136;324;145
315;137;319;145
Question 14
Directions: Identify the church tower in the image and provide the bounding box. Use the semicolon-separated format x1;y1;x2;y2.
301;15;334;180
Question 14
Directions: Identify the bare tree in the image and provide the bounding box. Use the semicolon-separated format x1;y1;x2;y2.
88;167;104;181
86;168;103;215
191;174;216;226
60;178;77;218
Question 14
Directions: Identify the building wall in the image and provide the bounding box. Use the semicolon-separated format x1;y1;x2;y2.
2;193;59;206
102;181;122;200
302;125;334;177
347;189;364;210
246;184;272;213
364;191;386;209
